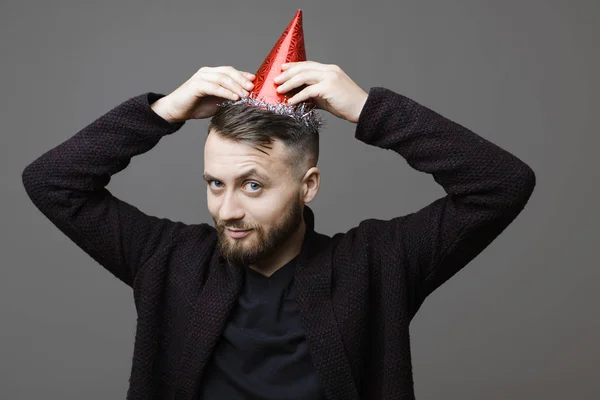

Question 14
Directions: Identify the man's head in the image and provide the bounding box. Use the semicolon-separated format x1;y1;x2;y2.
204;103;321;267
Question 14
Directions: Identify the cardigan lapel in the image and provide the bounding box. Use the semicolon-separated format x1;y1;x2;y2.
174;244;243;398
294;206;360;400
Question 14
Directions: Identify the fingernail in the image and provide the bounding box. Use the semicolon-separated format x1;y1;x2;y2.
245;82;253;88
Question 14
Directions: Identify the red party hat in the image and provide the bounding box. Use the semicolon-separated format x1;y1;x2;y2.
252;9;307;104
218;9;323;130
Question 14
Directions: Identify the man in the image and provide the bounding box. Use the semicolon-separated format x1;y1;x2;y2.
21;11;535;400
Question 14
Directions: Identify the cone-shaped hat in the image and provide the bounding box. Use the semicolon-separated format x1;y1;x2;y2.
252;9;307;104
218;10;323;130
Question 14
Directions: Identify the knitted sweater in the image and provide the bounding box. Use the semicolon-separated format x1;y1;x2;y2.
21;87;536;399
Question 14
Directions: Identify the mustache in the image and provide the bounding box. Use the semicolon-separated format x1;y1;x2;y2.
218;223;254;231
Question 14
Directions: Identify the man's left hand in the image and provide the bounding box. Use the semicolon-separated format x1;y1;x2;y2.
273;61;368;123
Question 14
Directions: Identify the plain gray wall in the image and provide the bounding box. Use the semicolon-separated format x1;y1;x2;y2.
3;0;598;398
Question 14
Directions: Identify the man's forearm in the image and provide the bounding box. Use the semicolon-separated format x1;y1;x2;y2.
353;86;535;315
21;92;187;286
354;87;535;208
23;92;185;203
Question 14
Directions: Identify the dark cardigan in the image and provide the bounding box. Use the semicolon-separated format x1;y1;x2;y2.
22;87;536;399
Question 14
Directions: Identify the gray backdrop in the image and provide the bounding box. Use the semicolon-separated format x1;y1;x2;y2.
3;0;598;398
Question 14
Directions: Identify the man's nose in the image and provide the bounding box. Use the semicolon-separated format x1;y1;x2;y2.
218;193;245;222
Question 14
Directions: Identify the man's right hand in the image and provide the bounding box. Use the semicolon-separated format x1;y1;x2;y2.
151;66;256;123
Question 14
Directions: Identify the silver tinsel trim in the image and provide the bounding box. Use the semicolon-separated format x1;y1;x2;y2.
217;93;324;131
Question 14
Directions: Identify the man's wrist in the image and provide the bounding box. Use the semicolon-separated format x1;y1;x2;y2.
350;91;369;123
150;97;175;123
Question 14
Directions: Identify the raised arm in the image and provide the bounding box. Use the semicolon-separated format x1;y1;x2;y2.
352;87;536;317
21;93;190;287
22;65;258;289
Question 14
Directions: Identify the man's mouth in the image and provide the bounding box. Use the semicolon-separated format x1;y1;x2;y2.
226;228;253;238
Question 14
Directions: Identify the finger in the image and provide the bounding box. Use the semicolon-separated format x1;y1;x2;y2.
225;68;255;91
280;60;321;70
198;80;240;101
275;62;328;84
286;82;324;105
276;70;324;94
202;71;249;98
214;66;255;92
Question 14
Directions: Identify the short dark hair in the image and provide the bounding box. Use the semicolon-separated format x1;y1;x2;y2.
207;104;320;182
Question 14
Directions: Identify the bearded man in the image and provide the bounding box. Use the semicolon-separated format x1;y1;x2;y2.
22;9;535;400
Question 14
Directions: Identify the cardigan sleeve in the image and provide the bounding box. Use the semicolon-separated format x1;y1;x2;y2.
352;87;536;317
21;92;191;288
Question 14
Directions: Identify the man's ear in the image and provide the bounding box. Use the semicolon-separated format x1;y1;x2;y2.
302;167;320;203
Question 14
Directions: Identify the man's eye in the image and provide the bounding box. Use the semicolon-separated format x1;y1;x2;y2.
208;180;261;192
245;182;262;192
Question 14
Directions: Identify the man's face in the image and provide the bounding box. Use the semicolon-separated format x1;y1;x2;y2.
204;130;304;267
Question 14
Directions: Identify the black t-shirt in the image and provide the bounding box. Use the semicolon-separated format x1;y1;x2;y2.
198;255;327;400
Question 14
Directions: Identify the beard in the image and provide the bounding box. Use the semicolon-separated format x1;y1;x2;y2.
214;197;304;268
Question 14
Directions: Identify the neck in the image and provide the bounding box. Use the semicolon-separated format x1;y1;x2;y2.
249;217;306;277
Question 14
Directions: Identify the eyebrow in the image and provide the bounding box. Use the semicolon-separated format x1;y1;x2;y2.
203;168;272;184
